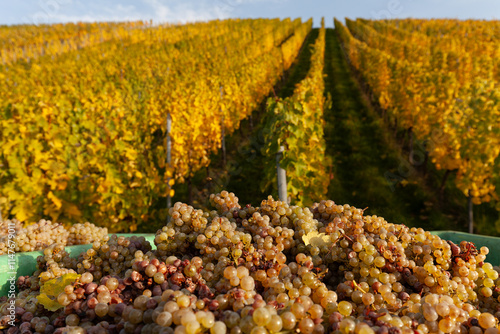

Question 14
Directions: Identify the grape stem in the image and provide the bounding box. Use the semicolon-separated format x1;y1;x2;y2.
352;280;367;293
340;230;354;244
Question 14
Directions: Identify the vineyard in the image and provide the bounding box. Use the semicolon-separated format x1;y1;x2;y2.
0;18;311;231
334;18;500;232
0;19;500;234
2;17;500;333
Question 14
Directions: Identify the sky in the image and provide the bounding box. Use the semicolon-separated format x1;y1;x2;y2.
1;0;499;27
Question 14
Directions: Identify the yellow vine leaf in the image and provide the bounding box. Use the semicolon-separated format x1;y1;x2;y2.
302;231;330;248
64;202;82;218
37;273;80;311
47;191;62;209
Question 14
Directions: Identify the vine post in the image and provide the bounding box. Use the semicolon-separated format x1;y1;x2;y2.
166;113;172;219
220;85;226;167
408;127;415;165
468;189;473;234
276;145;288;204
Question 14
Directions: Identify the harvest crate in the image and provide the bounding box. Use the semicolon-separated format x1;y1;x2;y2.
1;232;499;297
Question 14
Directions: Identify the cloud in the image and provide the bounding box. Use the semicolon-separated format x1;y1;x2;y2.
142;0;233;23
19;0;146;25
20;0;241;25
15;0;287;25
142;0;171;21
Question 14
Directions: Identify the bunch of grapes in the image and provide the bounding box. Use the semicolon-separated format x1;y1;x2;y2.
35;243;79;284
2;191;500;334
0;220;108;255
67;223;108;247
0;220;23;236
0;220;69;254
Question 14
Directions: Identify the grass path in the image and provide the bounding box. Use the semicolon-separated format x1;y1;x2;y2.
323;28;455;231
221;29;321;206
171;29;320;208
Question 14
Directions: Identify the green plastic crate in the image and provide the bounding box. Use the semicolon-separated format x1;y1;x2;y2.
0;234;156;297
430;231;500;266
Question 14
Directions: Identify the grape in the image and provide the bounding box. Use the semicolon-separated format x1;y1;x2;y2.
177;295;191;308
129;308;144;324
266;314;283;332
299;318;314;334
253;308;271;326
435;319;450;333
485;329;500;334
94;303;109;317
435;302;450;317
339;318;356;333
357;324;375;334
186;321;201;334
281;311;297;330
237;266;249;278
211;321;227;334
97;291;111;304
146;264;158;277
81;272;94;284
224;267;237;279
478;312;497;329
66;314;80;326
134;295;149;310
157;311;173;327
241;276;255;291
337;301;352;316
179;311;196;327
